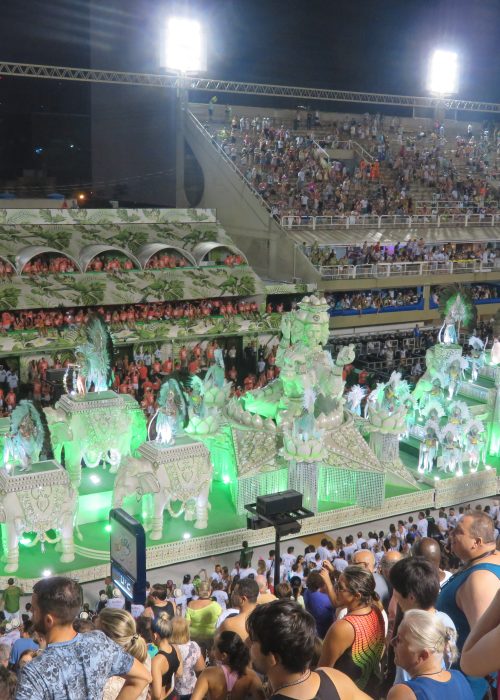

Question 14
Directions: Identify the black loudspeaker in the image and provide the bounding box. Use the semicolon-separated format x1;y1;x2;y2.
45;369;67;383
256;490;303;518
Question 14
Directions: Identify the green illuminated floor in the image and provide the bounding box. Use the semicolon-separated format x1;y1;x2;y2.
1;469;426;579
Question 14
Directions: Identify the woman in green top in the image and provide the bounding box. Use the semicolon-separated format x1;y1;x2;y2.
186;582;221;646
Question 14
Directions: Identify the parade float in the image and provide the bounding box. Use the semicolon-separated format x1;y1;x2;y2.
0;288;499;584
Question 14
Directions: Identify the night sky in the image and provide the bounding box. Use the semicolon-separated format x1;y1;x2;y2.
0;0;498;187
1;0;499;98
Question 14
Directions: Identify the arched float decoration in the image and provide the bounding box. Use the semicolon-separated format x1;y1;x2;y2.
16;246;83;275
191;242;248;266
137;243;197;269
79;244;141;272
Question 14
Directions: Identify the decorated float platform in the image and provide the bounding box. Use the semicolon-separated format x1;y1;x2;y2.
1;291;500;587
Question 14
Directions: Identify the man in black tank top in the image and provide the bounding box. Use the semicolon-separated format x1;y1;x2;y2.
144;584;176;620
246;599;371;700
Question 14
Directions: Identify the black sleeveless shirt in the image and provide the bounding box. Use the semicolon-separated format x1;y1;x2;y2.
271;670;340;700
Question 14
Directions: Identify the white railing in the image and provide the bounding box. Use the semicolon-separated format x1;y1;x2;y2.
329;139;375;162
415;199;499;212
317;259;492;280
281;212;500;230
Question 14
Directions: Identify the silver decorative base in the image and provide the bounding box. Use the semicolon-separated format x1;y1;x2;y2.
0;460;71;491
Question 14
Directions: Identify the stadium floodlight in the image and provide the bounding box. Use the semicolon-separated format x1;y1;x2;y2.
161;17;206;74
427;49;459;95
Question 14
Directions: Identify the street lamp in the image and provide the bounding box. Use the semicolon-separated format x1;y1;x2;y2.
161;16;207;207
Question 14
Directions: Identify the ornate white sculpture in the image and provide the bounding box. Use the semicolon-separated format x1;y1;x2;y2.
113;440;213;539
0;462;76;573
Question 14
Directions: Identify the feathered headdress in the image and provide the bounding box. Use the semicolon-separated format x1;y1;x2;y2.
468;335;485;351
449;400;470;423
420;398;446;420
76;315;114;391
347;384;367;407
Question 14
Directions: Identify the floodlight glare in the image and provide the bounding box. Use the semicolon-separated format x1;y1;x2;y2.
428;50;458;94
162;17;206;73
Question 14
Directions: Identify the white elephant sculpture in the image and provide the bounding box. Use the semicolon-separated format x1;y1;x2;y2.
0;468;76;573
44;400;146;488
113;455;212;540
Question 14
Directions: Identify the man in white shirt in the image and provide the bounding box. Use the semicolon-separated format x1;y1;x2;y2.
316;539;330;562
416;512;428;538
281;546;296;572
304;546;317;567
334;552;348;572
239;565;258;580
212;583;228;610
343;535;358;561
367;533;378;551
355;531;366;549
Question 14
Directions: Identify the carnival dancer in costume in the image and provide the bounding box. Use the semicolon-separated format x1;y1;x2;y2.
74;315;114;393
490;337;500;365
437;290;474;346
468;335;486;382
418;420;439;476
439;423;463;476
419;398;446;426
3;401;46;471
148;379;188;446
188;375;205;418
346;384;366;416
448;400;470;428
463;419;486;473
446;356;468;400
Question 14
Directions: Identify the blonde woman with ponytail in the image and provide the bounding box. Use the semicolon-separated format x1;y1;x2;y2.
97;607;151;700
388;609;474;700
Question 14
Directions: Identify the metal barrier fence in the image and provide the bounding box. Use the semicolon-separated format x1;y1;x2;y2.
281;213;500;230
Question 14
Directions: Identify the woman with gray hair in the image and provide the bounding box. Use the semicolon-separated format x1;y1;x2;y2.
388;609;473;699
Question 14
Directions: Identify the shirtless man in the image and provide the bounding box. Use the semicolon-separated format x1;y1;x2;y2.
218;578;259;643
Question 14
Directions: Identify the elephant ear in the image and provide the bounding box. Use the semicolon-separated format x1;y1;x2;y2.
137;473;161;496
0;504;6;524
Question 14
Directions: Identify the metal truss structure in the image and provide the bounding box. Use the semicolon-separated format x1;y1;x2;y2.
0;61;499;113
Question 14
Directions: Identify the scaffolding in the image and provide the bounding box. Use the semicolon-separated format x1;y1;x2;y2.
0;61;499;113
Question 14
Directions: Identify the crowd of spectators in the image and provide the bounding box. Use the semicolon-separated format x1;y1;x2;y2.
305;240;498;269
209;109;500;223
1;501;499;699
327;288;422;315
21;255;78;275
0;298;263;334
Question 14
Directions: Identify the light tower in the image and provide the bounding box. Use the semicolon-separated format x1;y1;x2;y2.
161;17;207;207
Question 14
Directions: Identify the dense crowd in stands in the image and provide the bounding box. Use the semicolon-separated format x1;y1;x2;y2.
209;110;500;222
21;255;79;275
0;299;263;333
0;500;499;699
327;289;422;314
305;240;498;269
0;252;246;278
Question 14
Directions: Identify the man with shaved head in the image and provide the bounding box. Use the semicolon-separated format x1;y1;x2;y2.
413;536;452;586
352;549;389;608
